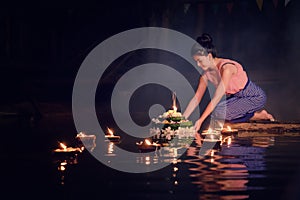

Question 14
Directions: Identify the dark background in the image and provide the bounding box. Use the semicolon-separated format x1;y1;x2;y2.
1;1;300;199
1;0;300;122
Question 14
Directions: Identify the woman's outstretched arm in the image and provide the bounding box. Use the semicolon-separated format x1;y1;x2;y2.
183;76;207;119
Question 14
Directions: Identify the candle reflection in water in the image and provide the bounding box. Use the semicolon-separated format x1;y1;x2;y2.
221;136;233;147
136;154;159;165
105;142;116;156
186;145;249;198
57;161;68;186
171;159;180;187
252;136;275;147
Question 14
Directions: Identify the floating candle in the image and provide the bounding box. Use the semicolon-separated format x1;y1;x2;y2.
221;126;238;134
136;139;161;152
201;128;221;135
54;142;83;153
105;128;121;142
201;128;222;149
53;142;83;164
221;136;232;146
203;133;221;143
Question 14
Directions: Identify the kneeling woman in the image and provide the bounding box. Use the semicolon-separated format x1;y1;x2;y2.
183;33;274;131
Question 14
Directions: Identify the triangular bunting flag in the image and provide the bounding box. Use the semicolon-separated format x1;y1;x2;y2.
256;0;263;11
285;0;291;6
272;0;279;8
227;2;234;14
183;3;191;14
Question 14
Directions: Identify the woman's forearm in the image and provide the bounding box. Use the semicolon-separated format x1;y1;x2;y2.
183;96;201;118
199;75;227;122
199;95;223;122
183;76;207;119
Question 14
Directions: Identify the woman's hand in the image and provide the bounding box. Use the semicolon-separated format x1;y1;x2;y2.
194;118;203;132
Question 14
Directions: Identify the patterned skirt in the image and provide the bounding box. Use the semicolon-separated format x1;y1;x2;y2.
213;80;266;123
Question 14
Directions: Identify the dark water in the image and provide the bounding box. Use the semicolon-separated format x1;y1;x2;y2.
2;115;300;200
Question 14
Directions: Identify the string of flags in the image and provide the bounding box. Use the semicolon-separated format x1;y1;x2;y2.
256;0;291;11
183;0;292;14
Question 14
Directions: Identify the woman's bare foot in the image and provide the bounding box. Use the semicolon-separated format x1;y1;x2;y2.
250;110;275;121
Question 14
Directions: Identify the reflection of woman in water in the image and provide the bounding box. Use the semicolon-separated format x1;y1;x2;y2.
185;136;274;196
183;33;274;131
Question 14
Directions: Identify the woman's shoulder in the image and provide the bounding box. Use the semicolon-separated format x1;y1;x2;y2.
218;58;243;68
218;57;239;64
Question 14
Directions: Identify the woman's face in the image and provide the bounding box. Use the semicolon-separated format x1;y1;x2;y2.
193;54;213;71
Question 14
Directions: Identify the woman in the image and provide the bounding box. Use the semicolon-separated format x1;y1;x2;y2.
183;33;274;131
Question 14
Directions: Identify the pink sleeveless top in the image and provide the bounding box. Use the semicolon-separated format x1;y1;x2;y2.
204;58;248;94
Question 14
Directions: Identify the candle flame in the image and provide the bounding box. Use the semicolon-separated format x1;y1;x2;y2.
227;137;232;145
144;139;152;145
58;165;66;171
107;128;114;136
227;126;232;131
173;105;177;112
217;121;224;129
59;142;67;150
172;91;177;110
208;128;212;133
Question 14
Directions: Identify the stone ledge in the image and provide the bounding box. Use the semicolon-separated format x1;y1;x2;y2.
226;121;300;136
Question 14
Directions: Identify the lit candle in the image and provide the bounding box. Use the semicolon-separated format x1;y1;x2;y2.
52;142;82;168
172;91;177;112
221;125;238;134
136;139;161;152
202;128;222;147
173;105;177;113
202;128;219;135
53;142;83;164
105;128;121;141
54;142;83;153
227;137;232;145
221;136;232;146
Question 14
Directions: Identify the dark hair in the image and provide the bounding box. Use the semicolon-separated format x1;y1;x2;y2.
191;33;217;58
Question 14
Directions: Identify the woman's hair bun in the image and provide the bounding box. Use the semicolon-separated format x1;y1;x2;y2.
192;33;217;57
196;33;213;47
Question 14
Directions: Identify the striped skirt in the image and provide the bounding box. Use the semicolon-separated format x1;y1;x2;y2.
212;80;266;123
